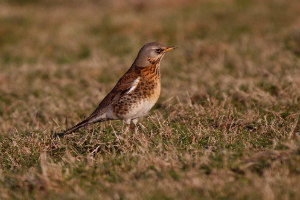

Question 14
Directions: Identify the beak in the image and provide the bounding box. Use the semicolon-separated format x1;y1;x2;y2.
164;46;177;53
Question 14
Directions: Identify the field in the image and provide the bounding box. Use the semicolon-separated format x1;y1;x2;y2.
0;0;299;199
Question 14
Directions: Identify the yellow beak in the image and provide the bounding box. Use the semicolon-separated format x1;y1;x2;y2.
164;46;177;52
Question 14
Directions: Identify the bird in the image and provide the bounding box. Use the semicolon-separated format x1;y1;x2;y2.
62;42;176;135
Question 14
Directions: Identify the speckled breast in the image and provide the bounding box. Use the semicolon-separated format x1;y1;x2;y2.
114;65;161;120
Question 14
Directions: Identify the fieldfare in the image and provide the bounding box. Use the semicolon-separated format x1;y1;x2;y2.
63;42;176;134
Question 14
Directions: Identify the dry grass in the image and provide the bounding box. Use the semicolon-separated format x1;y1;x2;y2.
0;0;300;199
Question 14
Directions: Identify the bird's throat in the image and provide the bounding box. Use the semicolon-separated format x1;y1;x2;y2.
140;63;160;79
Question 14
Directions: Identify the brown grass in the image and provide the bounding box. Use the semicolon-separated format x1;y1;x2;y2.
0;0;299;199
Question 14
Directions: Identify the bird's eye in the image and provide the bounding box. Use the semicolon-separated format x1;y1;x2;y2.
156;48;163;54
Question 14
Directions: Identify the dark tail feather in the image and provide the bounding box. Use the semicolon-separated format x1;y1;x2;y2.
55;119;90;137
64;119;90;134
55;115;107;137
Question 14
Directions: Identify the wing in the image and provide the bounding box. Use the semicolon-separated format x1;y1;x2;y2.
87;67;139;119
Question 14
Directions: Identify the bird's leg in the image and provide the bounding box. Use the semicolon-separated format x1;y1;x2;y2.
132;118;139;134
124;119;131;133
130;124;135;131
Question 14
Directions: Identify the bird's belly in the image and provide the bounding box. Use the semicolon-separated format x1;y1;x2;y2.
124;82;161;119
125;99;156;119
115;77;161;120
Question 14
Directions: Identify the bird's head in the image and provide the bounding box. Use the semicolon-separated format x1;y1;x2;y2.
134;42;176;68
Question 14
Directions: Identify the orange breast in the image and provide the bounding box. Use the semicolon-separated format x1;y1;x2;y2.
114;63;161;119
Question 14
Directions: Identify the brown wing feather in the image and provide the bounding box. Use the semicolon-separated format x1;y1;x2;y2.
88;67;139;117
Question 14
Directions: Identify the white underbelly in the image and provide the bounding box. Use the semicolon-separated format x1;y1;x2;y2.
125;99;156;119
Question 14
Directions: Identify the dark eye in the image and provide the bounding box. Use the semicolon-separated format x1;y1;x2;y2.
156;48;163;54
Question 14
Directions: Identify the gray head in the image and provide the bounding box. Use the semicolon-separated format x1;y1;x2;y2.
134;42;176;68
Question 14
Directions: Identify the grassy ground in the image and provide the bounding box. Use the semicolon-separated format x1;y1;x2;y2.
0;0;299;199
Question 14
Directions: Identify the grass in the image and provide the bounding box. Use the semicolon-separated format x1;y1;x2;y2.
0;0;299;199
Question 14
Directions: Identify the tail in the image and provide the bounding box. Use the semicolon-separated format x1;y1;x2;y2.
53;119;90;138
64;119;90;135
55;115;107;137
